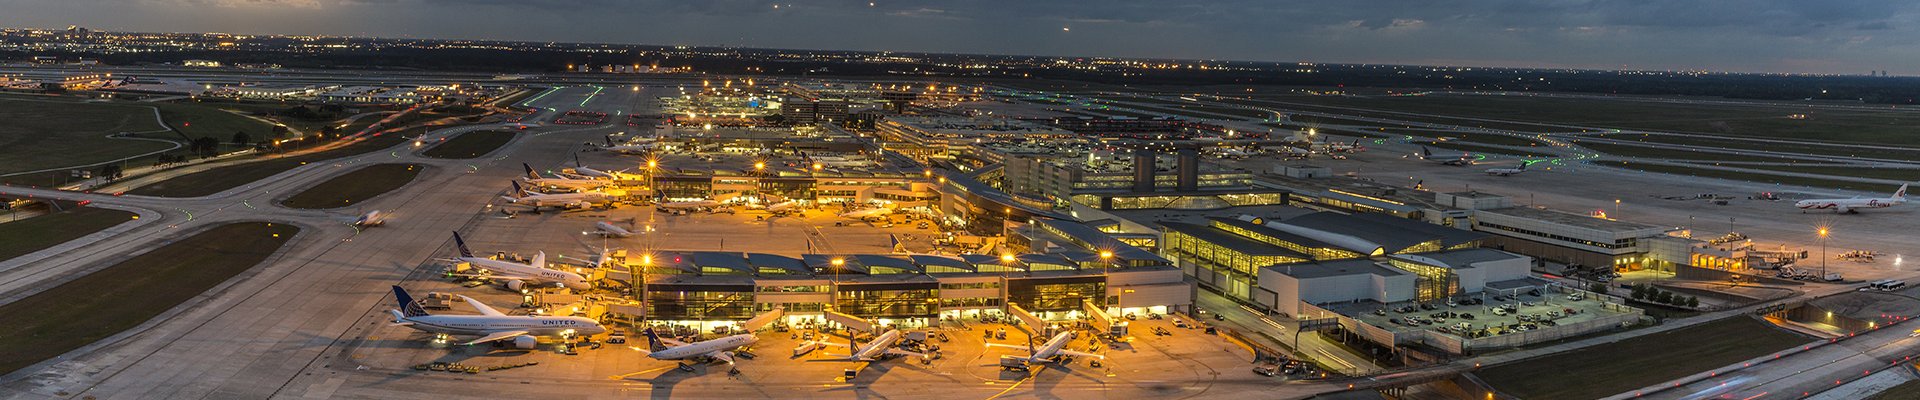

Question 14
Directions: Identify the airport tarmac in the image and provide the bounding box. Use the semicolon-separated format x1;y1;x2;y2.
1223;139;1919;287
334;304;1286;399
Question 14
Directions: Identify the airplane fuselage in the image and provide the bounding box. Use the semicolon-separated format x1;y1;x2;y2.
401;314;605;338
457;256;590;290
649;334;759;360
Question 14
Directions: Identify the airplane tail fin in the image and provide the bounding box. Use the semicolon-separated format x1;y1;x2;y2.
641;328;669;352
451;232;475;258
509;181;527;198
1895;183;1908;200
531;251;547;269
523;163;540;180
1421;146;1431;158
392;285;429;318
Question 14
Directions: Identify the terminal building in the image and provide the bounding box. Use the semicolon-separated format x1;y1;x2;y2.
609;220;1190;330
1155;212;1533;316
873;116;1076;164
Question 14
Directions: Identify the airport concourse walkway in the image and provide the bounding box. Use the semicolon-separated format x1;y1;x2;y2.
1194;290;1384;375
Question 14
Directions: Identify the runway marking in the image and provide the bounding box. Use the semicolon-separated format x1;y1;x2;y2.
984;365;1042;400
609;365;677;380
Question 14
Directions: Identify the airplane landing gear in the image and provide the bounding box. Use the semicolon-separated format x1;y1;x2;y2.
728;368;740;375
677;363;695;372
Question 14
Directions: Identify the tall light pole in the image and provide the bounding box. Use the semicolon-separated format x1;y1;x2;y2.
1100;250;1115;311
1818;227;1830;279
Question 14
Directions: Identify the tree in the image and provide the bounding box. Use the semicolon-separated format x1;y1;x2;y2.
96;164;121;181
232;131;252;146
1686;296;1700;308
1630;284;1648;300
1655;291;1674;304
1589;282;1608;294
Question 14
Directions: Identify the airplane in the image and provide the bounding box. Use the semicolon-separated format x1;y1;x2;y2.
523;163;612;191
595;136;660;154
501;182;614;211
354;210;389;227
1485;161;1530;176
387;285;605;350
1419;146;1474;166
840;207;893;221
815;329;929;362
637;327;760;371
564;154;642;180
590;220;636;237
760;200;800;215
445;232;592;291
1797;184;1908;214
988;330;1103;366
656;199;721;212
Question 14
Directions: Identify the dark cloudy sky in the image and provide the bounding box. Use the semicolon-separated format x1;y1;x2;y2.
4;0;1914;75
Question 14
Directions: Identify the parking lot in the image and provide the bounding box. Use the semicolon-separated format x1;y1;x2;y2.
1339;288;1638;340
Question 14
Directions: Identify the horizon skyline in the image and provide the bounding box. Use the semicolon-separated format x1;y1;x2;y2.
2;1;1915;76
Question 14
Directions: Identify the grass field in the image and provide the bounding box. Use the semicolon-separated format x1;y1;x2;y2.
127;130;413;197
1221;97;1572;133
145;101;277;143
423;131;516;159
1232;94;1920;145
1594;161;1904;193
280;163;425;209
1477;316;1810;400
0;206;136;263
0;221;298;376
1593;133;1920;161
1576;140;1813;163
0;96;172;175
1422;131;1546;147
1869;380;1920;400
1423;141;1555;158
1718;164;1920;183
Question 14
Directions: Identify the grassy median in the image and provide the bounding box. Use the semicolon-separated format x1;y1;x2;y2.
280;163;425;209
1477;316;1810;400
1595;161;1904;193
127;130;412;197
0;221;299;375
0;206;137;263
422;130;516;159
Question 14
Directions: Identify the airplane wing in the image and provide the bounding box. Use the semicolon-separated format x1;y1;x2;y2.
459;295;508;316
984;343;1030;351
463;330;530;345
885;349;929;359
708;351;736;365
1056;349;1106;360
815;340;851;349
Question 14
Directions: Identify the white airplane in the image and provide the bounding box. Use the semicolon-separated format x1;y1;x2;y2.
502;182;614;211
816;329;928;362
563;153;642;181
1797;184;1908;214
637;327;760;369
1419;146;1474;166
523;163;612;191
656;199;721;212
446;232;592;291
1485;161;1530;176
840;207;893;220
596;136;660;154
387;286;606;350
591;220;635;237
988;330;1103;365
764;200;799;214
353;210;389;227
